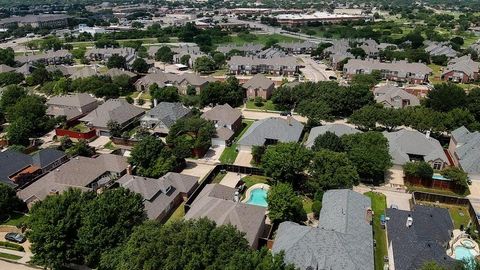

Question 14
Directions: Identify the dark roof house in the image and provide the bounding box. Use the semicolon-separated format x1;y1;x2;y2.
272;189;374;270
140;102;191;134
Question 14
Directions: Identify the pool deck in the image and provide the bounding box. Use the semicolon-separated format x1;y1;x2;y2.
242;183;270;205
447;229;480;259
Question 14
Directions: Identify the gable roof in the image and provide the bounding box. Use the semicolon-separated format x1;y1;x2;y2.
201;104;242;127
243;74;275;90
185;184;266;247
386;205;456;270
135;71;209;88
374;86;420;108
47;93;97;108
142;102;191;128
383;129;448;165
305;124;361;148
451;126;480;175
0;150;33;187
106;68;136;78
70;67;100;79
31;149;66;168
18;154;128;202
272;189;373;270
442;57;480;77
237;117;304;147
0;64;15;73
80;99;144;129
344;59;432;79
118;172;198;219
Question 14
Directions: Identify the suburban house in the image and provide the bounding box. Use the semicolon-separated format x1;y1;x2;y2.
80;99;145;136
441;56;480;83
373;85;420;109
69;67;100;80
449;126;480;181
117;172;199;222
134;71;210;95
0;149;68;188
227;56;300;76
424;42;458;58
305;124;361;148
16;50;73;65
18;154;128;206
148;45;205;67
343;59;432;84
243;74;275;100
272;189;374;270
85;47;137;67
46;93;98;122
237;117;304;151
201;104;242;146
185;184;267;248
106;68;137;79
383;129;449;170
140;102;191;135
386;206;456;270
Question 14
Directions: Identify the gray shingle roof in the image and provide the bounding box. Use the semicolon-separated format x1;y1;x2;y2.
386;205;456;270
0;64;15;73
106;68;136;78
141;102;191;128
31;149;66;168
80;99;144;129
344;59;432;79
442;57;480;77
374;85;420;108
201;104;241;127
272;189;373;270
305;124;361;148
243;74;275;90
47;93;97;108
383;129;448;165
237;117;304;147
118;172;198;220
185;184;266;247
451;126;480;175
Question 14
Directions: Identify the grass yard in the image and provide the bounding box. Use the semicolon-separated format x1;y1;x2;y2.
406;184;470;197
223;33;300;45
245;100;278;111
416;201;471;229
302;196;313;214
241;175;270;189
70;122;90;133
0;212;29;227
103;141;118;151
0;252;22;260
219;120;254;164
166;202;185;224
365;192;387;270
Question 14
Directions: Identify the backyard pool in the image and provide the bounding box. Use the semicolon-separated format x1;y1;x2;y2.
455;246;477;268
246;188;268;207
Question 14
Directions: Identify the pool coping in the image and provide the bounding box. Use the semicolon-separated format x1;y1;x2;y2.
447;230;480;260
242;183;270;206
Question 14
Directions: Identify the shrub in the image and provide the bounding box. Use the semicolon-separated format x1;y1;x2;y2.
0;241;24;251
311;200;322;219
254;97;264;107
125;96;134;104
403;161;434;179
137;98;145;106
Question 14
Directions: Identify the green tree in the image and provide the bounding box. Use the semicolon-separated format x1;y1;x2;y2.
403;161;434;179
213;52;226;67
200;76;243;107
431;54;448;66
107;55;127;69
419;261;447;270
296;99;332;125
71;47;86;59
348;47;366;59
0;47;15;66
27;66;51;86
267;183;306;223
0;183;25;215
39;36;64;51
467;88;480;121
261;142;312;184
342;132;392;182
107;120;123;138
166;116;216;157
0;72;24;87
311;131;344;152
264;37;279;49
77;188;146;267
441;167;469;194
28;189;92;269
425;83;467;112
65;140;96;157
131;58;149;73
194;56;216;74
95;38;119;48
6;118;31;146
129;135;166;169
155;46;174;63
0;85;27;110
348;104;381;130
252;145;266;164
150;84;180;103
180;54;191;67
308;150;359;191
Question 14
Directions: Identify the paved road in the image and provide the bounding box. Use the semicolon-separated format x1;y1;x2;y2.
299;57;329;82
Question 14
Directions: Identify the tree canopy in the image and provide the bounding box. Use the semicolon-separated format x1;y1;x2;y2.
311;131;344;152
200;76;243;107
150;84;180;103
155;46;174;63
0;183;25;215
267;183;307;223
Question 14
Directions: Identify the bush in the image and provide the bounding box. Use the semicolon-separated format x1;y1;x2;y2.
0;241;24;251
254;97;264;107
403;161;434;179
311;200;322;218
125;96;134;104
137;98;145;106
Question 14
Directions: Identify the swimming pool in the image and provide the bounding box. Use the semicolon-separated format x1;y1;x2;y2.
455;245;477;269
246;188;268;207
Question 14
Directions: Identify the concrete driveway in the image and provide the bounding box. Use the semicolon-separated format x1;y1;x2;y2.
0;232;32;264
467;181;480;199
198;145;224;163
88;136;110;149
220;172;245;188
354;185;412;211
234;151;253;167
181;161;214;180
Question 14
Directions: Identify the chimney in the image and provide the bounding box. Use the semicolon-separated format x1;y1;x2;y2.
127;165;132;175
425;130;431;139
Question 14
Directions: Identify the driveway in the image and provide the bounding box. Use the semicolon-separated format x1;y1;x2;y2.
467;181;480;199
385;167;405;188
88;136;110;149
234;151;253;167
0;232;32;264
181;161;214;180
198;145;224;164
220;172;245;188
299;57;329;82
354;185;412;211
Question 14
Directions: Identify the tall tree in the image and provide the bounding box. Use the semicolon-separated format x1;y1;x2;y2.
194;56;216;74
150;84;180;103
131;58;149;73
267;183;306;223
261;142;312;184
425;83;467;112
155;46;174;63
308;150;359;191
107;55;127;69
0;48;15;66
0;183;25;215
311;131;344;152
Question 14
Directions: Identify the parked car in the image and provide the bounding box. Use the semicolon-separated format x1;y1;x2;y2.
5;232;26;243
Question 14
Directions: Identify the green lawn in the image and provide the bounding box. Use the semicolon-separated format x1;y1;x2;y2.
241;175;270;189
219;120;254;164
0;252;22;260
70;122;90;133
245;100;278;111
223;33;300;45
165;202;185;224
301;196;313;214
365;192;387;270
1;212;29;227
103;141;118;151
417;201;471;229
406;184;470;197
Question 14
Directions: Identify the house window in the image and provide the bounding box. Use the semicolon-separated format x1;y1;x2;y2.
433;161;442;170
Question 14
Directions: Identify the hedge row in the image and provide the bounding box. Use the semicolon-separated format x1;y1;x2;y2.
0;241;24;251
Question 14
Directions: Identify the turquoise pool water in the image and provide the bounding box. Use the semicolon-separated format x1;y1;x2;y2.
246;188;268;207
455;246;477;269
